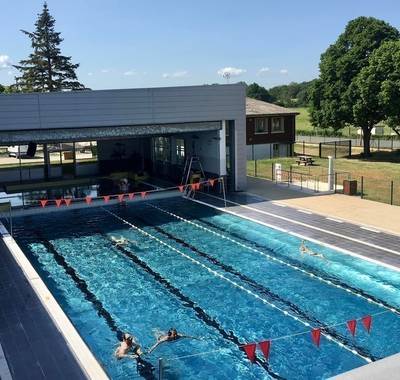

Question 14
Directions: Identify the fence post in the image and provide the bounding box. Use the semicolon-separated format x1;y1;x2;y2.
303;141;305;155
255;160;257;177
289;166;293;183
334;141;337;159
158;358;163;380
300;174;303;190
390;181;394;205
271;163;274;181
378;139;380;151
391;136;394;151
319;143;322;158
349;140;352;158
334;172;337;193
361;176;364;199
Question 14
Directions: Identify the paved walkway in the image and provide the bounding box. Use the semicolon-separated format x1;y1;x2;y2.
247;176;400;236
195;187;400;270
0;240;86;380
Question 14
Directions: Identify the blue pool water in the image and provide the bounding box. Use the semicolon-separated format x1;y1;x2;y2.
12;197;400;380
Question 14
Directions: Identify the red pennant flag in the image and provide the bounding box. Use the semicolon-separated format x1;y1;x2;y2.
39;199;48;208
128;193;135;200
243;343;257;363
178;185;184;192
64;198;72;206
258;340;271;360
103;195;110;203
311;328;321;347
361;315;372;333
191;183;196;191
196;182;201;190
118;194;125;202
141;191;147;199
55;199;62;208
208;179;216;187
347;320;357;336
85;196;92;204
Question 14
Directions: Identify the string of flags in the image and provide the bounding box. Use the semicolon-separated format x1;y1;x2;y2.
242;314;373;362
38;178;221;208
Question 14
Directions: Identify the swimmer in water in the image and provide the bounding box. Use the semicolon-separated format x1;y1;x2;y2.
111;235;138;247
299;240;326;260
115;333;143;360
147;328;199;354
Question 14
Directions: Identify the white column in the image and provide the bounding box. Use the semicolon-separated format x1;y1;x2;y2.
328;156;334;191
219;121;227;176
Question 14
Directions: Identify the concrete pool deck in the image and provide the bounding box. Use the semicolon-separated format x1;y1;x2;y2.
0;223;108;380
246;176;400;236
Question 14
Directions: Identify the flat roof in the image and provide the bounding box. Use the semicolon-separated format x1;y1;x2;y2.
246;97;300;116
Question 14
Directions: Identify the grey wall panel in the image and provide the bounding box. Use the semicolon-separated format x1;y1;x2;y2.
0;84;244;131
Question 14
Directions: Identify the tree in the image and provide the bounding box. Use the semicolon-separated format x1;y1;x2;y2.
354;41;400;137
269;80;315;107
310;17;400;155
14;2;85;92
246;82;275;103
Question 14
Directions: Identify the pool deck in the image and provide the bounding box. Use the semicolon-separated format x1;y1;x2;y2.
195;179;400;271
0;238;87;380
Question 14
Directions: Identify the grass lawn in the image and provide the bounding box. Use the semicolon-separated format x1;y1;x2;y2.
294;107;396;137
247;149;400;205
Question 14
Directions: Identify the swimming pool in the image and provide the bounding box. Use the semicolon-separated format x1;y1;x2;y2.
12;197;400;379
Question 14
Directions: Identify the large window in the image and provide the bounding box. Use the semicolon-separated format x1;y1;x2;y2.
153;137;170;162
254;118;268;134
175;138;185;164
271;117;284;133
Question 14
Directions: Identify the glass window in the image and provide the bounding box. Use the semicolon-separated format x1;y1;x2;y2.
175;139;185;164
153;137;170;162
254;118;268;134
271;117;284;133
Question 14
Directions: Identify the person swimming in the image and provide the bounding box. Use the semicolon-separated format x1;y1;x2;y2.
147;328;198;354
299;240;326;259
111;235;137;247
115;333;143;360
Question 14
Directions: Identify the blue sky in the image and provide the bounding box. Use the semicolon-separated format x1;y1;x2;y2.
1;0;400;90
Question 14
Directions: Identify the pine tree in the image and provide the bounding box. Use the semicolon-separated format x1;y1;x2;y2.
14;2;85;92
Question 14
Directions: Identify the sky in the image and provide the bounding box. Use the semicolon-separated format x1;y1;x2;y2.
1;0;400;90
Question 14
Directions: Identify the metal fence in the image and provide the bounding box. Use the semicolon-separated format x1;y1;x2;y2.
297;134;400;151
318;140;352;158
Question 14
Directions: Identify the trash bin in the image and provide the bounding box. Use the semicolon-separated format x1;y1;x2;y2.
343;180;357;195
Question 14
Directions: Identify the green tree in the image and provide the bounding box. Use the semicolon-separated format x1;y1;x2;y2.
310;17;400;155
354;41;400;137
0;84;4;93
14;2;85;92
246;82;275;103
269;80;315;107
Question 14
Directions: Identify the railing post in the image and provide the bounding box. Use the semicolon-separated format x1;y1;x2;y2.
255;160;257;177
289;166;293;184
158;358;163;380
303;140;305;155
361;176;364;199
334;141;337;159
334;172;337;193
390;181;394;205
271;163;274;181
349;140;352;158
319;143;322;158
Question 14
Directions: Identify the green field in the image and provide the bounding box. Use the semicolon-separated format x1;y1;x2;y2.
247;150;400;205
294;107;395;136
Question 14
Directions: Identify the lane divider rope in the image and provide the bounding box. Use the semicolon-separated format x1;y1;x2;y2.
147;203;400;317
103;207;372;363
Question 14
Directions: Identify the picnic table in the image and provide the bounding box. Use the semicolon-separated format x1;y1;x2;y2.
295;155;315;166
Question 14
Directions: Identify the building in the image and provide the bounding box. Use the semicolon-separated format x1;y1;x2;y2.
0;84;247;192
246;97;299;160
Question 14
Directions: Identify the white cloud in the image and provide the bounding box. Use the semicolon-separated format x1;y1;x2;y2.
258;67;270;75
280;68;288;74
87;72;93;76
101;69;110;73
123;70;137;76
217;67;246;77
0;54;11;69
162;70;188;79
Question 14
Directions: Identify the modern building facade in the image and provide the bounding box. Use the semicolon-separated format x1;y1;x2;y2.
246;97;299;160
0;84;247;191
